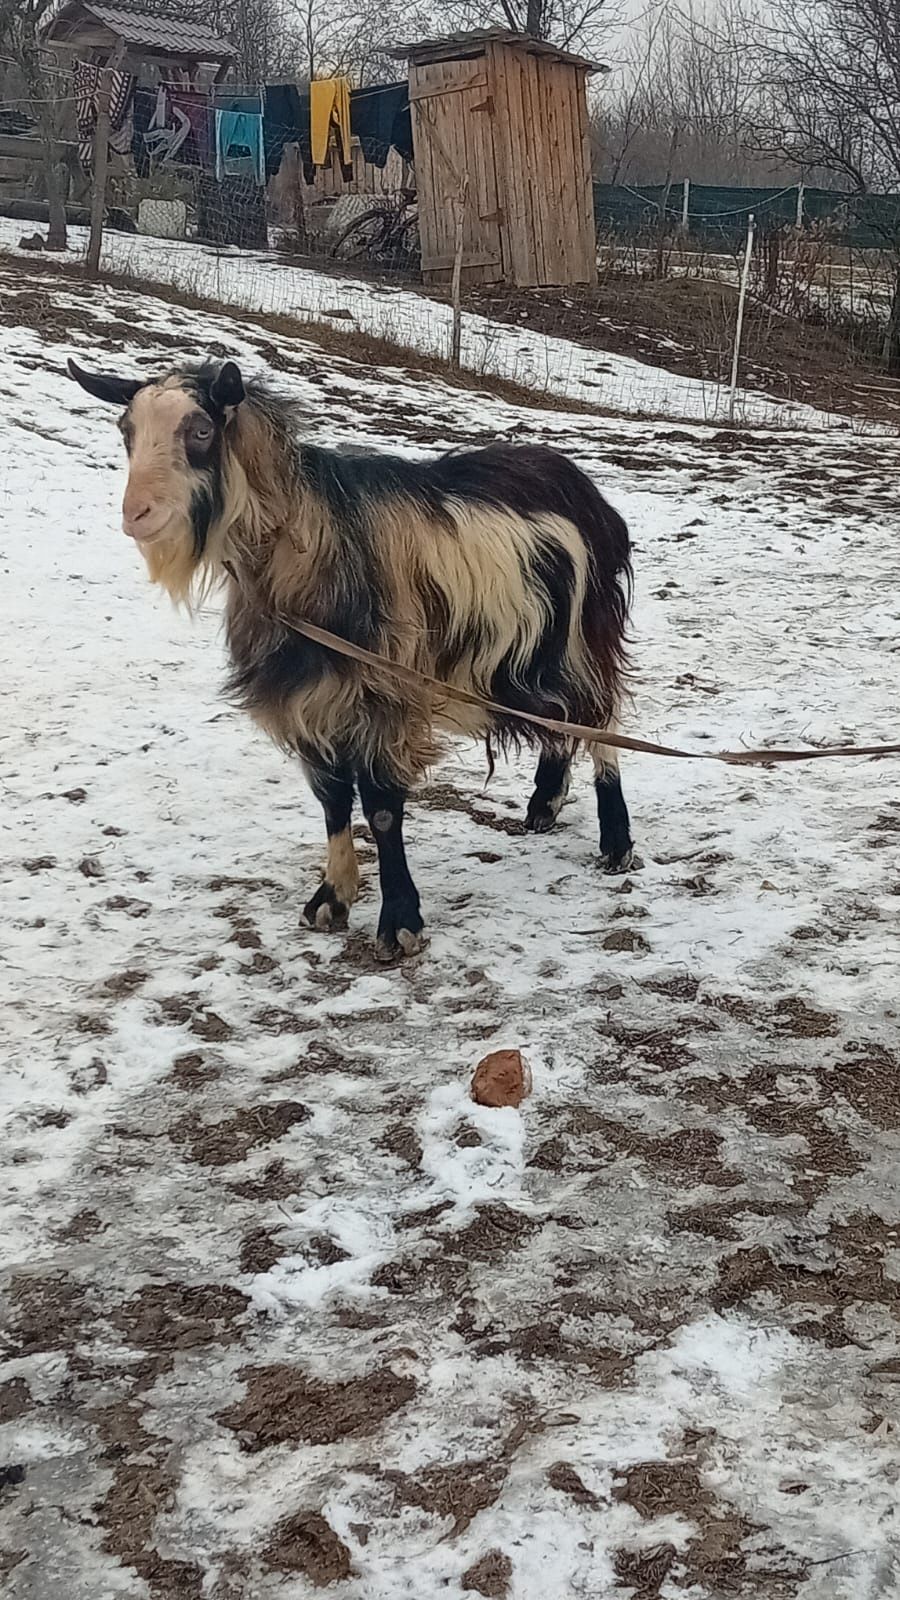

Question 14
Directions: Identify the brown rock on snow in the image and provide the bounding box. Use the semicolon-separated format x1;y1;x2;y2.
470;1050;531;1109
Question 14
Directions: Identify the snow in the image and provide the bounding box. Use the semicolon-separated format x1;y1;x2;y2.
3;254;900;1598
0;219;855;430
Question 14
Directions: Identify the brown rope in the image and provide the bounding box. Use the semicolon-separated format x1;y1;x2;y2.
277;611;900;769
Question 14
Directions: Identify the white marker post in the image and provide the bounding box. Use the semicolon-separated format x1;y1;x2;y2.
728;212;755;423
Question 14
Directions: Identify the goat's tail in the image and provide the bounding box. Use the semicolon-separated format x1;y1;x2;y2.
556;462;632;718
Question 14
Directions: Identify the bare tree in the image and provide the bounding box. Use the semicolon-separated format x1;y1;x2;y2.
595;0;777;187
438;0;618;53
211;0;302;82
278;0;434;84
756;0;900;367
0;0;68;248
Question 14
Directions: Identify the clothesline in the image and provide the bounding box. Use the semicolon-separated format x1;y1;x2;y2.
70;68;413;186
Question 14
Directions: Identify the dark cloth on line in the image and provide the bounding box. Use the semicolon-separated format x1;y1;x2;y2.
350;81;411;168
213;91;262;115
166;86;211;168
391;98;413;163
131;85;154;177
264;83;313;182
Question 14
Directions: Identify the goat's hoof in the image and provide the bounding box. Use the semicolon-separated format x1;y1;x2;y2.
303;881;350;931
375;928;424;963
600;848;642;875
525;802;560;834
374;900;424;961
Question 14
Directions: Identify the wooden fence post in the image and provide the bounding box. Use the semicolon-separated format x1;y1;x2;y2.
86;67;111;278
450;173;469;370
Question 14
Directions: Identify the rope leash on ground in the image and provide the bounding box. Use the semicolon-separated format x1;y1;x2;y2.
274;608;900;769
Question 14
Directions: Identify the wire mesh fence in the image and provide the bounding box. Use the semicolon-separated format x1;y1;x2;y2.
2;72;899;437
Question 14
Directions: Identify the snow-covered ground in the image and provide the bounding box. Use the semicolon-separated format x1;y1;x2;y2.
0;219;856;431
3;256;900;1599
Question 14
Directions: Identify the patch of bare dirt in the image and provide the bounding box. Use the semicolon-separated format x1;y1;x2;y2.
171;1101;310;1166
456;275;898;429
94;1403;204;1600
220;1365;417;1451
606;1021;696;1073
378;1120;422;1169
769;996;839;1038
461;1549;513;1596
370;1421;538;1539
170;1051;220;1088
826;1043;900;1128
98;969;148;999
546;1461;600;1508
7;1272;89;1355
603;927;651;953
614;1451;806;1596
57;1208;104;1241
238;1228;284;1274
681;1068;862;1196
111;1282;249;1353
264;1511;351;1585
449;1203;541;1260
0;1379;31;1424
577;1114;742;1188
712;1223;900;1345
227;1158;304;1200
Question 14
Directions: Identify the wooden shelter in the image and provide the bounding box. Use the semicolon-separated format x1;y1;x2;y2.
44;2;235;82
391;28;602;287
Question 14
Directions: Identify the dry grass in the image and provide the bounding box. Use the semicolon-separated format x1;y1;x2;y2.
0;247;604;422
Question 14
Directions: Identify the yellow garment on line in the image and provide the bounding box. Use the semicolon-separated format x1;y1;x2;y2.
310;77;352;166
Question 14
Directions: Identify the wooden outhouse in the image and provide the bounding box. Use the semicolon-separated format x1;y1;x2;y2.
391;28;602;288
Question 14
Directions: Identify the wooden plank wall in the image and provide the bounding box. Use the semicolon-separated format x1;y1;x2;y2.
410;53;503;284
487;40;596;287
314;140;414;200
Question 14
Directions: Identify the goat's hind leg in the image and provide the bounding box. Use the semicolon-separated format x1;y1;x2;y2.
592;744;635;873
525;739;574;833
358;768;423;961
302;758;359;931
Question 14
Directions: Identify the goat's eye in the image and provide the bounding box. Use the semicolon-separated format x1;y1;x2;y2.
190;422;213;442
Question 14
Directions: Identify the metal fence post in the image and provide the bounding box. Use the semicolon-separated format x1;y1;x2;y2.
728;212;755;423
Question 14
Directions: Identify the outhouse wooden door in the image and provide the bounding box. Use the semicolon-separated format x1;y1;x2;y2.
410;56;504;282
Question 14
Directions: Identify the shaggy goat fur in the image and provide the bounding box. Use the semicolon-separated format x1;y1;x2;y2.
68;356;636;957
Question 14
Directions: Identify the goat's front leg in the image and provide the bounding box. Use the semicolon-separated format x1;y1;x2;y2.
302;759;359;930
357;769;423;961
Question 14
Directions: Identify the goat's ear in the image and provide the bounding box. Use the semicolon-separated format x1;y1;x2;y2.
209;360;245;410
67;358;144;406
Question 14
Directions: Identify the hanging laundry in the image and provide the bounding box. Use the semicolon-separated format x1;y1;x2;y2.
215;110;265;185
131;84;154;177
165;87;211;168
264;84;314;183
310;77;351;168
73;59;135;168
350;82;410;169
142;87;191;167
214;91;263;122
391;99;414;164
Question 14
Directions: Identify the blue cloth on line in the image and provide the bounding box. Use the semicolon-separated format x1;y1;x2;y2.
215;110;264;185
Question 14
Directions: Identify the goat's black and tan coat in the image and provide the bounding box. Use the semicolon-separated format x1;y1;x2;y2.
69;357;635;958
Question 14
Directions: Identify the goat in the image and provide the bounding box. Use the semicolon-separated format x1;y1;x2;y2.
68;356;636;960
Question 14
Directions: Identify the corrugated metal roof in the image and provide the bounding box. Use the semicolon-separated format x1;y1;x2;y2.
66;2;235;58
387;27;606;74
